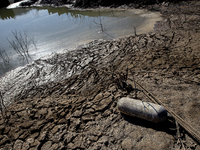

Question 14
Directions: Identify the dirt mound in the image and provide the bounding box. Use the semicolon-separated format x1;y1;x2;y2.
0;1;200;149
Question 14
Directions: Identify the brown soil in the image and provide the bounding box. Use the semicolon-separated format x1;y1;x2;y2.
0;1;200;150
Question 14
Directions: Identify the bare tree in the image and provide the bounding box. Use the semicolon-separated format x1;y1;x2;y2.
93;11;105;33
7;30;37;64
132;17;145;36
0;47;11;75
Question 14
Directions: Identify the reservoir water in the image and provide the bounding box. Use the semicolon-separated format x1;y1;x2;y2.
0;6;162;75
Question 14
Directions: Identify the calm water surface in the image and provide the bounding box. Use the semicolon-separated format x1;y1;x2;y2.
0;6;161;75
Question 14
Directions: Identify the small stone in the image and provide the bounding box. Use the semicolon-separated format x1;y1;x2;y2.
84;108;94;115
93;93;103;103
13;139;24;150
29;120;46;133
31;139;40;148
20;121;34;129
63;132;77;143
38;108;48;116
69;118;81;131
0;135;10;146
72;110;82;117
72;136;85;149
51;125;66;135
108;86;117;93
29;147;38;150
52;129;67;143
0;119;5;125
89;136;99;142
29;132;39;139
0;143;13;150
19;131;29;139
21;141;30;150
51;143;60;150
26;138;34;145
4;127;11;134
38;131;48;141
67;143;74;149
0;135;3;140
51;142;64;150
0;125;5;134
60;111;66;117
51;125;60;135
41;141;52;150
57;118;66;124
102;110;111;117
11;130;24;140
121;138;136;149
98;136;109;144
82;115;95;122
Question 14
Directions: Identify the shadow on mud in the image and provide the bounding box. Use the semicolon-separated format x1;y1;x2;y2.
121;113;177;136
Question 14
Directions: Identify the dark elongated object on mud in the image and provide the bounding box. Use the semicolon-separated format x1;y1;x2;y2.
118;97;168;123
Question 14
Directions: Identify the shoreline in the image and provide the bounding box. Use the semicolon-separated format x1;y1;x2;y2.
0;1;200;149
0;6;162;77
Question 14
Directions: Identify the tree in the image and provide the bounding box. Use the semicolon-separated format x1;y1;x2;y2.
7;30;37;64
0;47;11;75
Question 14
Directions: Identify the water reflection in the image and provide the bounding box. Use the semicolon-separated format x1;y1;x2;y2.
0;7;162;76
0;8;15;20
0;7;30;20
0;7;126;20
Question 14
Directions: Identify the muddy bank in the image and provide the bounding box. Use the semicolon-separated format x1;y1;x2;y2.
0;1;200;150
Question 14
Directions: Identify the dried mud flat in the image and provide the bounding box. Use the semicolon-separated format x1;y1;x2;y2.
0;1;200;150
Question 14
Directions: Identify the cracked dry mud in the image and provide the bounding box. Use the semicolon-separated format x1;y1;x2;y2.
0;1;200;150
